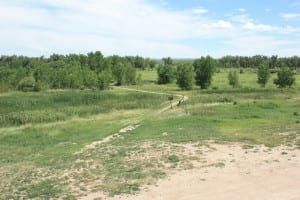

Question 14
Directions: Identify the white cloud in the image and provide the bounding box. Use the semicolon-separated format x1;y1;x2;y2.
0;0;300;57
243;22;276;31
230;14;253;24
280;13;300;20
191;8;208;15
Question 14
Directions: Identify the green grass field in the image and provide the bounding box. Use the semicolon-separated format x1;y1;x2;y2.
0;69;299;199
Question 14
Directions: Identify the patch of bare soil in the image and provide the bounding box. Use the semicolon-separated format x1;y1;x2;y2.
85;142;300;200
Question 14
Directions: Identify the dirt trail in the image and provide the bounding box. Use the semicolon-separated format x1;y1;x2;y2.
75;124;139;154
76;87;187;154
114;87;188;114
107;144;300;200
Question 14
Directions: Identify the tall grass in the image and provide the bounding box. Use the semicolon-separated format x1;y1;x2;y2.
0;90;166;126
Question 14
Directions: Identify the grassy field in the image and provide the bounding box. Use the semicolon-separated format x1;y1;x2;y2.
0;69;299;199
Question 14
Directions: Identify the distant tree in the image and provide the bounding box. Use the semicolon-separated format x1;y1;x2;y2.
176;64;195;90
124;65;137;84
228;71;239;88
82;68;98;88
157;64;176;84
269;55;278;69
193;56;215;89
257;63;270;87
87;51;104;71
149;60;157;69
162;57;173;65
274;67;295;88
112;62;137;86
134;56;146;69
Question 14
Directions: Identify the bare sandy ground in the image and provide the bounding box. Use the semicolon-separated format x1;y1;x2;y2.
82;143;300;200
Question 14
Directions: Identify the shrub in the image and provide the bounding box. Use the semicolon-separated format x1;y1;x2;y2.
98;70;112;90
274;67;295;88
228;71;239;88
257;63;270;87
17;77;40;92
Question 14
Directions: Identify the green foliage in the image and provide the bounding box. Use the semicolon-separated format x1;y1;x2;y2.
162;57;173;65
82;68;98;88
157;64;176;84
98;70;112;90
17;77;41;92
112;62;137;86
193;56;215;89
228;71;240;88
87;51;104;71
274;67;295;88
176;64;195;90
257;63;270;87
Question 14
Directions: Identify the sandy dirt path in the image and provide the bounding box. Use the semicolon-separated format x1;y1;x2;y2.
104;144;300;200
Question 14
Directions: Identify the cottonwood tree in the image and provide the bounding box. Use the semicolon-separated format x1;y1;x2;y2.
193;56;215;89
257;63;270;87
176;64;195;90
157;64;176;84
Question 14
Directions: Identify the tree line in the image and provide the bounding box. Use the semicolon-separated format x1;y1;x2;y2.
0;52;298;92
0;52;156;92
158;56;297;90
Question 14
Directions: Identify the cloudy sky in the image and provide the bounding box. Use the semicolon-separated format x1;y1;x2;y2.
1;0;300;58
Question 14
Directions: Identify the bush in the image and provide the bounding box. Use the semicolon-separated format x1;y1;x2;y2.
274;67;295;88
98;70;112;90
228;71;239;88
17;77;41;92
257;63;270;87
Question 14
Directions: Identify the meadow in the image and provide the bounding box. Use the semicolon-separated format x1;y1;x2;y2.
0;69;299;199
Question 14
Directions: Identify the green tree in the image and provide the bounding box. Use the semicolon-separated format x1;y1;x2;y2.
228;71;239;88
17;77;41;92
112;62;137;86
162;57;173;65
176;64;195;90
193;56;215;89
124;65;137;84
82;68;98;88
257;63;270;87
98;70;112;90
157;64;176;84
274;67;295;88
149;60;156;70
87;51;104;71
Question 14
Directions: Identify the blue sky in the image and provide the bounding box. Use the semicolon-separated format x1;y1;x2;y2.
1;0;300;58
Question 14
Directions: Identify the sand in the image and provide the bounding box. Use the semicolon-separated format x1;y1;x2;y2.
83;143;300;200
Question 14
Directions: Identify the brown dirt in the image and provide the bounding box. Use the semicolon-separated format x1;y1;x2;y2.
82;143;300;200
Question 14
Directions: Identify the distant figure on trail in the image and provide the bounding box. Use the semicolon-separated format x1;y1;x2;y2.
168;95;174;109
178;95;185;106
